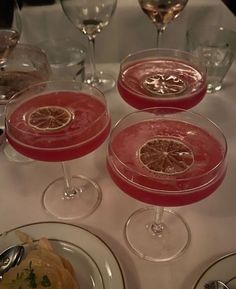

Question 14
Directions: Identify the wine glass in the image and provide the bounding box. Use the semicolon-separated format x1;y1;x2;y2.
5;80;111;220
117;48;207;110
107;107;227;261
0;43;51;163
138;0;188;47
60;0;117;92
0;0;21;67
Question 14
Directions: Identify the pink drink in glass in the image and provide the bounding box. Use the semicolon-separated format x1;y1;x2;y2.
6;91;111;162
107;118;227;206
118;49;207;110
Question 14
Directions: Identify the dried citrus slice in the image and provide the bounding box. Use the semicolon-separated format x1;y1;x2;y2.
142;73;186;96
28;106;72;131
139;137;194;175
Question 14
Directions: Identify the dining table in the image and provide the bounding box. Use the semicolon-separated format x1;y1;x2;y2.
1;0;236;289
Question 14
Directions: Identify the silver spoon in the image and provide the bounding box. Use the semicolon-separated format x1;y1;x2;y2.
0;245;24;277
204;280;230;289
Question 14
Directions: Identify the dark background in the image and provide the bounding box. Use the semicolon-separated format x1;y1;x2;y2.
222;0;236;15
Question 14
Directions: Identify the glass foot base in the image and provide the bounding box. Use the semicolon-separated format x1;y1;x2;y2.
207;83;222;93
125;207;190;262
84;71;115;93
42;175;102;220
4;143;34;163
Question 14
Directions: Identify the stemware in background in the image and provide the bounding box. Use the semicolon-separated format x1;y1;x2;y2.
60;0;117;92
107;107;227;261
5;80;111;220
138;0;188;47
117;48;207;110
0;0;21;67
38;37;86;82
0;43;51;163
186;24;236;93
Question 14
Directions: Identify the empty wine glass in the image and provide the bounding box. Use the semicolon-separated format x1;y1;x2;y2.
60;0;117;92
0;0;21;67
138;0;188;47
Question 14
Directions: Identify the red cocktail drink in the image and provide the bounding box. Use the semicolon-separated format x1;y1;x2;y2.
5;81;111;220
118;49;207;110
7;91;111;162
108;119;226;207
107;108;227;261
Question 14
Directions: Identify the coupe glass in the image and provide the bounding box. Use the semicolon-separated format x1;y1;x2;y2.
0;0;21;67
0;44;51;163
107;107;227;261
138;0;188;47
60;0;117;92
5;80;111;220
117;48;207;110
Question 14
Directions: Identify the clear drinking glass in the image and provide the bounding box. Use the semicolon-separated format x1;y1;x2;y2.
186;25;236;93
107;107;227;261
60;0;117;92
0;0;21;147
0;43;51;163
38;37;86;82
138;0;188;47
0;0;21;67
5;80;111;220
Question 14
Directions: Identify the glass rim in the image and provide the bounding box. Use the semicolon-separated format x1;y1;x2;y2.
5;80;110;148
10;43;48;56
120;47;207;69
6;79;107;104
8;119;111;151
108;107;228;193
108;156;226;195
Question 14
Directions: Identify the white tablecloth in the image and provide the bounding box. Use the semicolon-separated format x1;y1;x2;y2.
0;59;236;289
1;1;236;289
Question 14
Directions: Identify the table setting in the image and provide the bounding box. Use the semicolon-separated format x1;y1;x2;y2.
0;0;236;289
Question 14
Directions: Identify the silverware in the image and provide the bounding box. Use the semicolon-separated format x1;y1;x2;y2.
204;280;230;289
205;276;236;289
0;245;24;277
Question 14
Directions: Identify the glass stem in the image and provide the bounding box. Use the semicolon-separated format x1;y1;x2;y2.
61;162;77;199
154;206;164;224
87;36;97;83
156;28;162;48
156;23;166;48
150;206;165;235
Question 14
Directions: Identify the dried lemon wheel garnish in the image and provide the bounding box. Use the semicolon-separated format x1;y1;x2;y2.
142;73;186;96
139;137;194;175
28;106;72;131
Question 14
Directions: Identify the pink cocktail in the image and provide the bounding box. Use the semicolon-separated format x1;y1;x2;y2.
5;80;111;220
107;107;227;261
7;91;110;162
118;49;207;110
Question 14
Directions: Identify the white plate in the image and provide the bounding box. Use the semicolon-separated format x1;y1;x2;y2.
193;252;236;288
0;222;125;289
